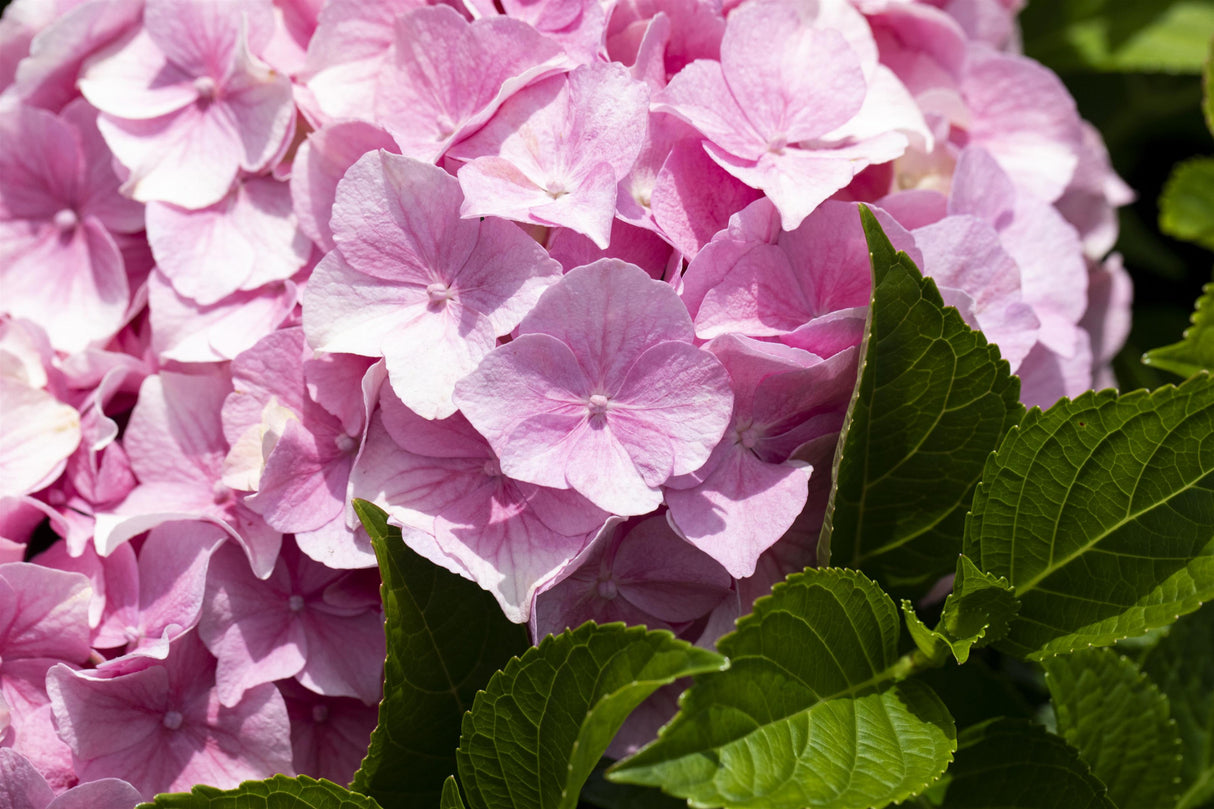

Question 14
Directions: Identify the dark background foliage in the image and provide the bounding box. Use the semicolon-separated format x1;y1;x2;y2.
1018;1;1214;389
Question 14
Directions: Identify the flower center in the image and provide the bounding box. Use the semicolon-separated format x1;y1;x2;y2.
162;710;184;730
334;433;357;454
426;282;454;308
52;208;78;231
482;458;501;478
596;578;619;600
193;75;217;103
288;594;305;613
735;423;761;451
766;134;788;154
587;393;611;417
212;481;233;505
311;704;330;723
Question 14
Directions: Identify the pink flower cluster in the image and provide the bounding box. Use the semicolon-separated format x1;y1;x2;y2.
1;0;1132;798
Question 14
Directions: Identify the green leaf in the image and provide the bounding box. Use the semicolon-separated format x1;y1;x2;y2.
936;719;1116;809
456;622;725;809
137;775;384;808
440;777;467;809
349;500;529;807
1043;648;1183;809
1141;602;1214;809
964;375;1214;660
1205;35;1214;134
1159;160;1214;251
902;557;1020;666
1021;0;1214;74
819;206;1023;598
609;568;956;809
1144;279;1214;377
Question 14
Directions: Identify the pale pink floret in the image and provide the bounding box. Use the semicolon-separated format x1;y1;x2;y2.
374;5;569;163
657;0;902;231
221;328;363;537
0;564;93;791
454;259;735;516
0;100;142;352
290;120;399;252
531;512;733;640
665;337;859;578
681;199;874;341
350;388;607;622
0;0;142;114
300;0;429;126
147;270;298;364
303;151;562;419
147;175;310;306
199;540;384;707
0;749;142;809
78;0;296;208
46;632;294;799
89;522;226;662
93;369;282;579
451;62;650;248
498;0;606;64
279;680;377;785
0;378;80;499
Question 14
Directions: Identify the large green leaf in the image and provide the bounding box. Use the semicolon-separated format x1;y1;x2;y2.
936;719;1116;809
1144;280;1214;377
819;206;1023;598
349;500;529;807
138;775;383;808
903;556;1019;666
609;568;956;809
1159;161;1214;251
457;622;724;809
964;375;1214;659
1021;0;1214;74
1043;648;1183;809
1141;602;1214;809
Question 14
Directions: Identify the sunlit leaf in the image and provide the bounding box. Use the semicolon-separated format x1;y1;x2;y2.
457;622;725;809
1021;0;1214;74
965;376;1214;659
610;568;956;809
138;774;383;809
1158;162;1214;251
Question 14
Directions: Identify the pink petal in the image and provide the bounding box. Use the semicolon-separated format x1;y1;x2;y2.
375;6;568;162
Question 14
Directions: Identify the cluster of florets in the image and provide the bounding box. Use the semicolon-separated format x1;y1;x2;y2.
0;0;1131;799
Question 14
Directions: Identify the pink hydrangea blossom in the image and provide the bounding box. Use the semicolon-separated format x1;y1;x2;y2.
664;336;859;577
199;539;384;707
78;0;296;208
303;150;561;419
46;632;294;799
351;386;608;621
0;563;93;791
0;749;141;809
0;100;142;352
147;175;310;306
455;259;734;516
373;5;569;162
450;61;650;248
93;368;283;579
